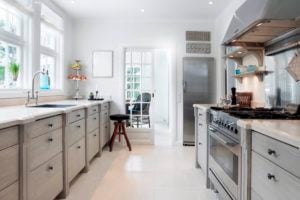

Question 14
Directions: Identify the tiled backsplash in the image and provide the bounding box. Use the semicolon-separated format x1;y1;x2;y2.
265;49;300;107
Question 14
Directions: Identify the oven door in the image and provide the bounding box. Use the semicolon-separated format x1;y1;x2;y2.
209;126;241;200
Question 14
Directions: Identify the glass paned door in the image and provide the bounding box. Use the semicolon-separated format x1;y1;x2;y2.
125;48;154;130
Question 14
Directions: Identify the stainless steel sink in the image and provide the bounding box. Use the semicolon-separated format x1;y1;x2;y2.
29;104;76;108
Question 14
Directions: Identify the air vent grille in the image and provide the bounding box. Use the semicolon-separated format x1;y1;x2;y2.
186;31;211;41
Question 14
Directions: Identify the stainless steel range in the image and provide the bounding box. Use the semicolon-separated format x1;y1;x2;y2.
208;106;300;200
208;109;241;200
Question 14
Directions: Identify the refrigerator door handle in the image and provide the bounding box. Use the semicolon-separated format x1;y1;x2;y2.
183;81;187;93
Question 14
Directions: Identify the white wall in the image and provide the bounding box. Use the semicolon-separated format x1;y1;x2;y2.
71;19;215;143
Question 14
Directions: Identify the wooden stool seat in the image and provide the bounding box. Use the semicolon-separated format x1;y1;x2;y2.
109;114;132;152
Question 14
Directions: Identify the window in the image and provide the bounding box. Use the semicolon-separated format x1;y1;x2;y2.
0;0;29;89
40;3;63;90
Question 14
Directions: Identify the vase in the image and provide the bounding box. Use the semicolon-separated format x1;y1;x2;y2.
12;74;18;81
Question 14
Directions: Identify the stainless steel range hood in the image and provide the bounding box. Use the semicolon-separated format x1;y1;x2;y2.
223;0;300;46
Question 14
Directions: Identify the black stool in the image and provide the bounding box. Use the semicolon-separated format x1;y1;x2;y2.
109;114;132;151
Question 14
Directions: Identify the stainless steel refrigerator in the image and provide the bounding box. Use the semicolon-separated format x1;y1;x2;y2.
183;57;216;145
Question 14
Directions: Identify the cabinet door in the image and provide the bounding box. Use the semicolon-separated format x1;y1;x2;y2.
252;151;300;200
0;145;18;191
68;138;86;182
0;182;18;200
87;129;100;161
197;141;206;171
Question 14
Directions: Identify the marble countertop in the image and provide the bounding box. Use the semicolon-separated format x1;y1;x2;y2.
193;104;216;111
238;119;300;149
0;99;111;129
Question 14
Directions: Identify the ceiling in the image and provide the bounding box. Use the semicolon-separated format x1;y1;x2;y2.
52;0;233;20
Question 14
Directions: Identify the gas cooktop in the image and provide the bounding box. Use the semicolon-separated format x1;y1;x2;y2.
210;107;300;120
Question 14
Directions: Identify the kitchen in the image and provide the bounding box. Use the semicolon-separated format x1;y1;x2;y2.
0;0;299;200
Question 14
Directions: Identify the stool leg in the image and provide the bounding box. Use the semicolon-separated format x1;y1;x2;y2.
121;122;132;151
118;123;121;142
110;122;119;152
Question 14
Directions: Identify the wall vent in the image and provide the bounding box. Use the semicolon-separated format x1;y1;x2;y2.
186;31;211;41
186;43;211;54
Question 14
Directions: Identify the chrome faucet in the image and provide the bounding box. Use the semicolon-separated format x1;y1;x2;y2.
26;70;50;106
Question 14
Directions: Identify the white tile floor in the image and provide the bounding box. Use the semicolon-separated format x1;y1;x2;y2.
64;144;217;200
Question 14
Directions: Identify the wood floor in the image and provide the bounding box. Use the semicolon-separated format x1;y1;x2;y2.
63;143;217;200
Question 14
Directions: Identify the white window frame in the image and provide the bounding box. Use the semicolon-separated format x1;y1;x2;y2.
0;0;66;98
0;0;30;93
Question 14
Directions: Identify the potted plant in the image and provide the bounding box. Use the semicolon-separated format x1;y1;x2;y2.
9;62;20;81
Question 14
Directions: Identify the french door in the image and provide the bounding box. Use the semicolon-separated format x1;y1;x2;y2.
124;48;154;143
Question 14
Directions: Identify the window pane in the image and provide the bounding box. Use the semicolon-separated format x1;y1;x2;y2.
132;51;141;63
0;40;21;89
41;24;57;50
142;78;152;91
142;65;152;77
142;52;152;64
132;65;141;75
125;51;131;64
40;54;55;89
0;4;22;36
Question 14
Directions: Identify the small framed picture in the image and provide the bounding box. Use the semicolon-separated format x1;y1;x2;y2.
92;50;113;77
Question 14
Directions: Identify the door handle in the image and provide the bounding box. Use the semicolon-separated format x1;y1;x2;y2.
183;81;187;92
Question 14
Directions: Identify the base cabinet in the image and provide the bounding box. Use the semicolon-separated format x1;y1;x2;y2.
87;129;100;161
28;153;63;200
251;131;300;200
0;182;18;200
68;138;86;182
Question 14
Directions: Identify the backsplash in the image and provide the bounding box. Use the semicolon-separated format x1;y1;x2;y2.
264;49;300;107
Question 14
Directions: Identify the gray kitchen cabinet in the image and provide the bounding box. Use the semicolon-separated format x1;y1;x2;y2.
66;109;86;183
100;103;110;148
86;109;100;162
194;106;209;188
25;115;64;200
251;131;300;200
0;182;19;200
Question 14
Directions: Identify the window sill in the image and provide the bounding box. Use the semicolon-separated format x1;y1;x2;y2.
0;89;65;99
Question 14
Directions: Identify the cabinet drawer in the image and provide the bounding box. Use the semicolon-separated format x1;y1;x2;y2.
68;119;85;147
67;109;85;124
87;129;100;161
68;138;86;182
29;153;63;200
25;115;62;139
0;182;18;200
0;145;18;191
0;127;18;151
100;103;109;111
87;113;99;133
100;111;109;124
251;151;300;200
209;170;233;200
29;128;62;170
100;123;110;148
197;109;206;121
252;131;300;178
87;105;99;116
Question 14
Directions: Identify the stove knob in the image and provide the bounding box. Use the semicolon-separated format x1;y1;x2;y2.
230;127;234;131
234;129;238;134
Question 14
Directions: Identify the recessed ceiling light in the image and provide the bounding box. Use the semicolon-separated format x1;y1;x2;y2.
71;0;75;4
256;23;264;27
208;1;214;5
140;9;145;13
237;51;243;54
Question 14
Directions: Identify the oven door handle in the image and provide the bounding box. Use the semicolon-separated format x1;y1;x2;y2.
210;131;237;146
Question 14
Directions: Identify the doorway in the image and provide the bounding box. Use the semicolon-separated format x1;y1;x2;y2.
124;48;171;145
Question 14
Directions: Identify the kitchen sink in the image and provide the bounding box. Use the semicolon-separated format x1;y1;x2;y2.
29;104;76;108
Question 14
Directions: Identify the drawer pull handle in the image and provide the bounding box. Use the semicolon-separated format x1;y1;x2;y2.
94;134;97;137
199;123;202;126
48;166;54;171
48;124;53;127
268;149;276;156
77;114;81;117
94;117;97;120
77;125;81;128
93;109;97;112
199;142;202;145
48;138;53;142
267;173;276;181
77;146;81;149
